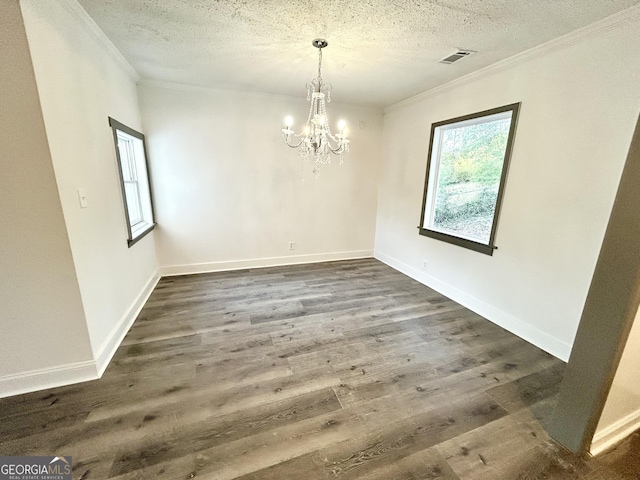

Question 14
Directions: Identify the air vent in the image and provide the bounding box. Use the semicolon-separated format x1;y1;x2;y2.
439;49;476;64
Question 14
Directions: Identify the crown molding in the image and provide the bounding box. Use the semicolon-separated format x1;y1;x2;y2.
53;0;140;82
385;4;640;113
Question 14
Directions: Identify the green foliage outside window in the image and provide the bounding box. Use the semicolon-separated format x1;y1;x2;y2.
432;119;510;243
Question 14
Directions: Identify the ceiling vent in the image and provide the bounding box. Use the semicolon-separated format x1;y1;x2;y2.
439;49;476;65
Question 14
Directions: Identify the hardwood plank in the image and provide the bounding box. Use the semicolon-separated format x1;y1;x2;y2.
485;363;565;415
1;259;637;479
233;451;328;480
356;448;460;480
107;388;342;477
108;407;366;480
312;393;507;479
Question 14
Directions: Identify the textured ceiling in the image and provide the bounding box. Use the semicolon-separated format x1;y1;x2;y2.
77;0;640;107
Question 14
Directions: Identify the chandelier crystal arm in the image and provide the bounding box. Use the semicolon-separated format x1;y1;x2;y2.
282;134;305;148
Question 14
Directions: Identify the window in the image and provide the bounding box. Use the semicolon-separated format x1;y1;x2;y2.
109;117;155;247
419;103;520;255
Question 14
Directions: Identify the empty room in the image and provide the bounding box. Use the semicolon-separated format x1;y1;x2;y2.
2;0;640;478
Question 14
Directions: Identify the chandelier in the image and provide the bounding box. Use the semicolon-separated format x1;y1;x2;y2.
281;38;350;178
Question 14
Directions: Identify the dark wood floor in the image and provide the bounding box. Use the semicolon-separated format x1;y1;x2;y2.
1;259;638;479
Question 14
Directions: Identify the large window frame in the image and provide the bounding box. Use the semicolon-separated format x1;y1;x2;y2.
418;103;520;255
109;117;156;247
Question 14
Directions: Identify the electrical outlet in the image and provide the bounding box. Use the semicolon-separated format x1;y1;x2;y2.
288;241;295;250
422;260;428;270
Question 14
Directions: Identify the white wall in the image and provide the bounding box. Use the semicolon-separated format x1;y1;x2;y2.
375;14;640;360
20;0;159;370
592;305;640;454
138;83;382;274
0;0;94;394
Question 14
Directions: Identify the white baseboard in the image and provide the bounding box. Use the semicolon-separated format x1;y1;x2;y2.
159;250;374;276
0;360;98;399
374;250;572;361
590;408;640;456
0;270;160;399
94;270;161;376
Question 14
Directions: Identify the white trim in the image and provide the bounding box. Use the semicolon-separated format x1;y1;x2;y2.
374;250;572;361
0;361;97;399
159;251;374;277
0;270;160;398
590;408;640;456
94;270;160;376
385;4;640;113
52;0;140;82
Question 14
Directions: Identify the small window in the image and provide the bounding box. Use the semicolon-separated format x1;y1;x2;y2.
419;103;520;255
109;118;155;247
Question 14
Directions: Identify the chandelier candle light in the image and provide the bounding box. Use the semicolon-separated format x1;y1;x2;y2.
282;38;350;178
